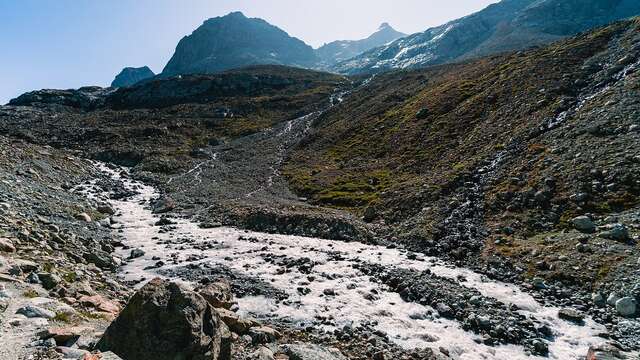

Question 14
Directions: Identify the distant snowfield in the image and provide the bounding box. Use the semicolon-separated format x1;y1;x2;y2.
86;163;608;360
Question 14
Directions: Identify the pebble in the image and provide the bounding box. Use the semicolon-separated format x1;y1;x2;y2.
16;305;55;319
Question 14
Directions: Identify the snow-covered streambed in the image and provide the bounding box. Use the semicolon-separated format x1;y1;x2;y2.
85;163;608;360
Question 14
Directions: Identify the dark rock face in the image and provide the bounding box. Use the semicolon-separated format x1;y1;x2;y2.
96;278;230;360
162;12;317;77
334;0;640;74
8;86;112;110
315;23;406;67
111;66;155;88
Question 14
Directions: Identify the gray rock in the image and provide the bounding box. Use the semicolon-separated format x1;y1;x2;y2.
599;224;630;242
607;292;620;306
284;343;348;360
38;272;62;290
249;326;280;344
96;278;230;360
16;305;55;319
558;308;585;323
252;346;275;360
129;248;145;259
572;216;596;233
198;280;236;310
592;293;605;307
615;297;637;317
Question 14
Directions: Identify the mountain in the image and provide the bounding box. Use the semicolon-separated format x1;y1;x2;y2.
161;12;318;77
315;23;406;67
333;0;640;74
111;66;155;88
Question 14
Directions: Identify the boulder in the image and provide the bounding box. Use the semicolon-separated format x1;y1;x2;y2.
198;280;236;310
284;344;348;360
615;297;637;317
78;295;120;315
75;213;92;222
38;272;62;290
215;308;259;334
96;278;230;360
572;216;595;233
249;326;281;344
16;305;55;319
558;308;585;323
152;196;175;214
599;224;630;242
586;343;626;359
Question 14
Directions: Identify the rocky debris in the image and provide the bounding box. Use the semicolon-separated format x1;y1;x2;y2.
572;216;596;233
96;278;230;360
75;212;92;222
284;343;347;360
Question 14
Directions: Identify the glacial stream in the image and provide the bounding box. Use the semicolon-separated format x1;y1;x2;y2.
85;163;609;360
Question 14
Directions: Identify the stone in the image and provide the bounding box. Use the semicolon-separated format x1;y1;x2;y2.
151;196;175;214
78;295;120;315
0;238;16;252
75;213;92;222
97;204;116;215
572;216;595;233
96;278;230;360
129;248;145;259
586;343;625;360
38;273;62;290
284;343;348;360
615;297;637;317
599;224;630;242
198;280;235;310
39;327;83;346
558;308;585;323
16;305;55;319
215;308;258;334
592;293;605;307
607;292;620;307
436;303;454;318
252;346;275;360
249;326;281;344
55;346;90;358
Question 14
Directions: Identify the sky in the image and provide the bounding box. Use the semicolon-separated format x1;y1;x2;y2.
0;0;498;104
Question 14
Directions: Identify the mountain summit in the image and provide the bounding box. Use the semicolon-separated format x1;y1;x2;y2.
161;12;318;77
315;23;406;67
333;0;640;74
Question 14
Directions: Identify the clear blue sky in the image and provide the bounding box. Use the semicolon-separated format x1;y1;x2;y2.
0;0;497;104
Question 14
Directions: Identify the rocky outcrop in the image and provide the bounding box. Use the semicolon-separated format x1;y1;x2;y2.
8;86;113;111
96;278;230;360
111;66;155;88
162;12;317;77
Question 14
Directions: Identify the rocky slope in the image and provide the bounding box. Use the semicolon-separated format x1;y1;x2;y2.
110;66;155;88
286;18;640;294
315;23;406;68
333;0;640;74
162;12;318;77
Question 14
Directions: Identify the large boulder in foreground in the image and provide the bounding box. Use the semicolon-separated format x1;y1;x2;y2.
96;278;230;360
